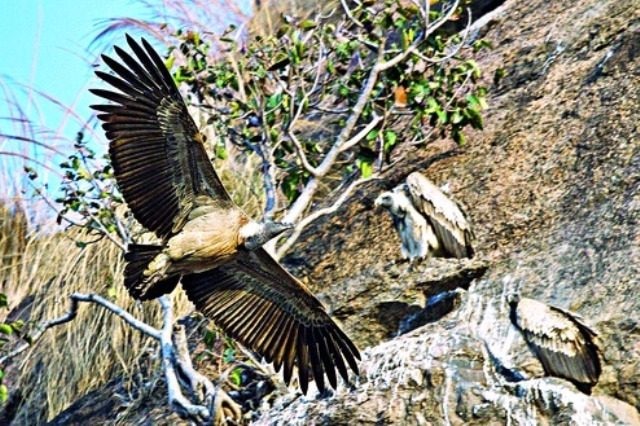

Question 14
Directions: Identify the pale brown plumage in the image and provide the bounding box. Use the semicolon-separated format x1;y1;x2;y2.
508;295;602;394
405;172;475;259
90;35;359;393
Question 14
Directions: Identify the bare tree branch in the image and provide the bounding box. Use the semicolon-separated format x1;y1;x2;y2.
340;0;364;28
158;295;211;421
337;114;383;153
0;293;160;365
287;131;320;177
173;324;215;404
276;174;381;259
0;293;242;425
281;46;386;226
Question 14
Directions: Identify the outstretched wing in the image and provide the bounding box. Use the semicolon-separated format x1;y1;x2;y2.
91;35;232;239
181;248;360;394
406;172;474;258
514;298;601;391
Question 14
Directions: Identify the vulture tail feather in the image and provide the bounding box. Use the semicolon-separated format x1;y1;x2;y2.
124;244;179;300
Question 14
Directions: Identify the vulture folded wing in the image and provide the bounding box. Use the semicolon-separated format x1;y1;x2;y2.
91;35;231;239
514;298;601;391
181;248;360;394
406;172;474;258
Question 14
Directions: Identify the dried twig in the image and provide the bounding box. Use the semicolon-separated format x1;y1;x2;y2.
0;293;159;366
0;292;241;425
276;174;381;259
158;295;211;422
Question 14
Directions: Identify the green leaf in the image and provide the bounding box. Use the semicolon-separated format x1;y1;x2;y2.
164;55;175;71
356;158;374;178
452;129;466;145
366;129;379;141
383;130;397;151
203;329;217;348
107;286;117;299
223;347;236;363
0;384;7;403
229;367;243;386
0;324;12;335
0;294;7;309
299;19;317;30
266;92;283;110
493;68;506;85
451;109;463;124
215;145;228;160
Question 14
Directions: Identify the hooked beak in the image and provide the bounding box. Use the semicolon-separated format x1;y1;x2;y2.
265;220;293;238
374;192;393;209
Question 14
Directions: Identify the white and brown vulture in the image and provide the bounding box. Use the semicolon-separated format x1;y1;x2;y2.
508;294;602;394
90;35;359;394
375;171;475;262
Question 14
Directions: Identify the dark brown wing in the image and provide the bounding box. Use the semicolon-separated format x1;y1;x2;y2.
90;35;231;239
181;248;360;394
406;172;474;258
513;298;601;393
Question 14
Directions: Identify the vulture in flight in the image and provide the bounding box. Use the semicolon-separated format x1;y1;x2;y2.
90;35;359;394
375;171;474;262
508;294;602;394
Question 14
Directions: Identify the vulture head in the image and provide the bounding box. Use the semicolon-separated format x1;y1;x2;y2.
374;186;412;216
240;220;293;250
374;191;395;209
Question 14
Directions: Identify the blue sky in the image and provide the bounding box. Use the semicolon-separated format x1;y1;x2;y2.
0;0;251;200
0;0;151;198
0;0;149;144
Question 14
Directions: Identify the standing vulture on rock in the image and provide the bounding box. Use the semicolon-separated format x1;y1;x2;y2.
374;171;474;262
90;35;359;394
508;294;602;394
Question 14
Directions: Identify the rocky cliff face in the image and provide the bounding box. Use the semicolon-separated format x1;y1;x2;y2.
254;0;640;423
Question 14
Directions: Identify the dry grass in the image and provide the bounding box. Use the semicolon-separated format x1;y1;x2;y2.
0;205;193;423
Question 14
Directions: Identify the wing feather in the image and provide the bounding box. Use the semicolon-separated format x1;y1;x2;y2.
406;172;474;258
180;248;360;394
513;298;602;391
91;35;232;239
314;328;337;389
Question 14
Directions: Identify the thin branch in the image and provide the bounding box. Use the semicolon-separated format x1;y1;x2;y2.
173;324;215;404
288;131;320;177
0;293;160;365
337;114;383;153
411;6;473;65
159;295;210;421
285;37;327;179
259;117;279;220
340;0;364;28
276;174;381;259
281;45;385;225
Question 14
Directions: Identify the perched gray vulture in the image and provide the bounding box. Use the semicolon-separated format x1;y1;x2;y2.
90;35;359;394
508;294;602;394
375;171;474;261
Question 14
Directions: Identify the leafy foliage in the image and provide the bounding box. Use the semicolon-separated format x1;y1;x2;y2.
0;294;24;404
171;0;490;211
53;132;130;246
